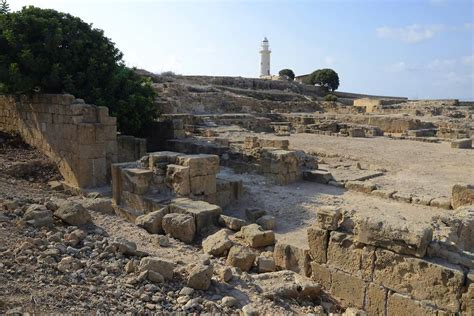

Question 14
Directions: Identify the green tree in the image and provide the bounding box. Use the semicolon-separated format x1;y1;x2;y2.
0;6;157;136
0;0;9;14
278;68;295;81
308;68;340;91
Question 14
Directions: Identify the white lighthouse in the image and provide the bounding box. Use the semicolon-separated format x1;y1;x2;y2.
259;37;271;78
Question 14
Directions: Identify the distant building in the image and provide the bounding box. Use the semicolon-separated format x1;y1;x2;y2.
295;73;311;84
259;37;271;78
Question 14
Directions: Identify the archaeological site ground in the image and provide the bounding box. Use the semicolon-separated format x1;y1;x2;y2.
0;73;473;315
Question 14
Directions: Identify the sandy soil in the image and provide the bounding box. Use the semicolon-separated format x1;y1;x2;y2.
219;167;450;248
220;130;474;198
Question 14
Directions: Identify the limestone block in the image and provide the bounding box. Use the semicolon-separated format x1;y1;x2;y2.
273;241;311;276
348;128;365;138
162;213;196;244
177;154;219;177
187;263;213;290
135;208;169;234
244;136;260;149
327;231;375;281
371;189;397;199
451;138;472;149
149;151;181;167
139;257;174;280
365;283;386;316
392;192;413;203
226;245;256;272
166;164;190;196
218;214;247;231
310;262;332;289
330;270;366;309
461;282;474;315
387;293;440;316
303;170;334;184
430;197;452;209
122;168;153;195
345;181;377;194
169;198;222;235
374;249;464;312
241;224;275;248
451;184;474;209
202;229;233;257
190;174;216;196
257;253;276;273
354;216;432;257
307;226;329;263
315;206;341;230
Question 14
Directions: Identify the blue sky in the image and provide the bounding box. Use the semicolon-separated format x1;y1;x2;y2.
10;0;474;100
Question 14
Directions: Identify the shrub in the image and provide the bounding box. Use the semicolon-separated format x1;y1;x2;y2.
278;69;295;81
323;94;338;102
0;6;156;136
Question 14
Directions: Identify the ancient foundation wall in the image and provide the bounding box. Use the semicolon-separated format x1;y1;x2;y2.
0;94;145;189
306;207;473;315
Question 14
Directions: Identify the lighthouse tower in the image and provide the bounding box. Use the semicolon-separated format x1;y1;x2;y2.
259;37;271;77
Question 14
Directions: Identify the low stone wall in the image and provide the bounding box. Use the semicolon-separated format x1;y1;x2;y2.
117;135;146;163
0;94;146;189
305;206;473;314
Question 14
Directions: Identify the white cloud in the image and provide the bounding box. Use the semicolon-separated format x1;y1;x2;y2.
376;24;444;43
427;58;457;70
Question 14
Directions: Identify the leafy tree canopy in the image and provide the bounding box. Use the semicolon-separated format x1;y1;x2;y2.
0;0;9;14
278;68;295;81
308;68;340;91
0;6;157;136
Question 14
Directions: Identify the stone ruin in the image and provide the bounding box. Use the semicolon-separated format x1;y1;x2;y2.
1;85;473;315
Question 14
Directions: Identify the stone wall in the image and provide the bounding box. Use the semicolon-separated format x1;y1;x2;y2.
0;94;145;189
305;206;473;314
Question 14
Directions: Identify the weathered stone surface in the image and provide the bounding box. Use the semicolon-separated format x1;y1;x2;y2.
303;170;334;184
139;257;174;280
273;241;311;276
307;226;329;263
57;256;83;273
252;270;321;300
327;231;374;281
330;270;366;309
257;253;276;273
135;207;169;234
162;213;196;244
169;198;222;235
256;215;276;230
354;216;432;257
387;293;439;316
373;249;464;312
310;262;331;289
190;174;217;196
122;168;153;195
461;283;474;315
365;283;386;316
110;238;138;256
81;198;115;215
241;224;275;248
23;204;53;227
371;189;396;199
451;138;472;149
392;192;413;203
177;154;219;177
202;229;233;257
54;201;91;225
430;197;452;210
316;206;341;230
187;263;213;290
226;245;256;272
166;164;190;196
345;180;377;194
451;183;474;209
218;214;247;231
245;208;267;222
147;270;165;283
